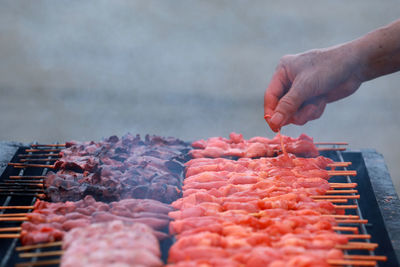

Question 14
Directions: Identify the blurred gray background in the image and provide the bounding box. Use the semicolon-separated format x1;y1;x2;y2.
0;1;399;193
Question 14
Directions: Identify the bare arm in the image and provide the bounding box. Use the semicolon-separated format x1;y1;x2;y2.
264;19;400;132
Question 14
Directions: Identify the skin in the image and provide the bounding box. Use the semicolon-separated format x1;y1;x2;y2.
264;19;400;132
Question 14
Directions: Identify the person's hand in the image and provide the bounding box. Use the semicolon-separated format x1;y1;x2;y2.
264;45;363;132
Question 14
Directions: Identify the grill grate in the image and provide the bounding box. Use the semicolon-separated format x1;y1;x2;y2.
0;142;398;267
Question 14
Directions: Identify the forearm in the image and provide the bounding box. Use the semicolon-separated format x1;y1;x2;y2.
351;19;400;82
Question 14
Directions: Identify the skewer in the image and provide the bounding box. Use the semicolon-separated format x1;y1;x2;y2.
19;250;64;258
9;176;46;179
25;149;61;153
0;233;20;238
0;227;21;232
31;144;65;147
315;142;348;145
0;217;28;221
343;255;387;261
314;199;348;203
336;242;378;250
326;190;357;194
318;147;346;151
20;158;58;162
327;162;352;167
0;213;28;217
15;259;61;267
327;170;357;176
332;226;359;233
16;241;63;251
311;195;360;199
327;259;376;266
342;234;371;239
0;206;34;210
8;163;55;169
3;181;44;187
19;153;60;158
333;205;358;209
323;215;359;219
336;219;368;224
0;188;44;193
329;183;357;188
0;182;43;188
0;193;45;198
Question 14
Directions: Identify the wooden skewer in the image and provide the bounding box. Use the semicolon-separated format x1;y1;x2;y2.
314;199;348;203
327;170;357;176
0;188;44;193
4;180;44;186
15;259;61;267
0;213;28;217
323;215;359;219
336;219;368;224
328;259;376;266
0;227;21;232
16;241;63;251
0;206;34;210
336;242;378;250
311;195;360;199
329;183;357;188
19;250;64;258
333;205;358;209
327;162;352;167
0;193;45;198
8;163;55;169
332;226;359;233
31;144;65;147
315;142;348;145
25;149;61;153
343;255;387;261
19;153;60;158
0;183;43;188
0;217;28;221
20;158;58;162
9;176;46;179
326;190;357;194
318;147;346;151
342;234;371;239
0;233;20;238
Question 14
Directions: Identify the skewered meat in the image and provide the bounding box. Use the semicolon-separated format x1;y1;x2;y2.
191;132;319;158
20;195;172;245
61;221;163;267
168;152;346;266
45;134;190;203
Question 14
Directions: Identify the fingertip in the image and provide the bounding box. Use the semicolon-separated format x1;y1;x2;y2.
264;113;280;132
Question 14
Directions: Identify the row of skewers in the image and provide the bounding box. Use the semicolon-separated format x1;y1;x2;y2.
0;134;387;266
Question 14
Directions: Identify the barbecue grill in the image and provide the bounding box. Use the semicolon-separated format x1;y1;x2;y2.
0;141;399;267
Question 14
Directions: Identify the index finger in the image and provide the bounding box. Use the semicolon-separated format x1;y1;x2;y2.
264;65;289;117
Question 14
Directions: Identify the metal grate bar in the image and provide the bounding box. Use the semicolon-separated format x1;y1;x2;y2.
0;143;57;267
0;163;27;267
335;150;376;267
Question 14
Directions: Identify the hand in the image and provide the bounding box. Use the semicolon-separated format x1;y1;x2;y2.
264;45;363;132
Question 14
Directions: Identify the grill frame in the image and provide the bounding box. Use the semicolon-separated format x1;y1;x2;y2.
0;142;399;266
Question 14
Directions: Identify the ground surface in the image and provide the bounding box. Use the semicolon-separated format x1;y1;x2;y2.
0;1;399;193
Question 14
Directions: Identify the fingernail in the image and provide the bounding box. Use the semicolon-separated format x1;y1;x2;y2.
271;112;284;127
264;114;271;123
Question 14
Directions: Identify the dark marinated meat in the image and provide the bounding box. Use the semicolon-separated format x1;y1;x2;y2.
45;134;190;203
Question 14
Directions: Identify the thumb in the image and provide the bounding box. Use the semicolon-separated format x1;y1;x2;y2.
270;80;308;129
